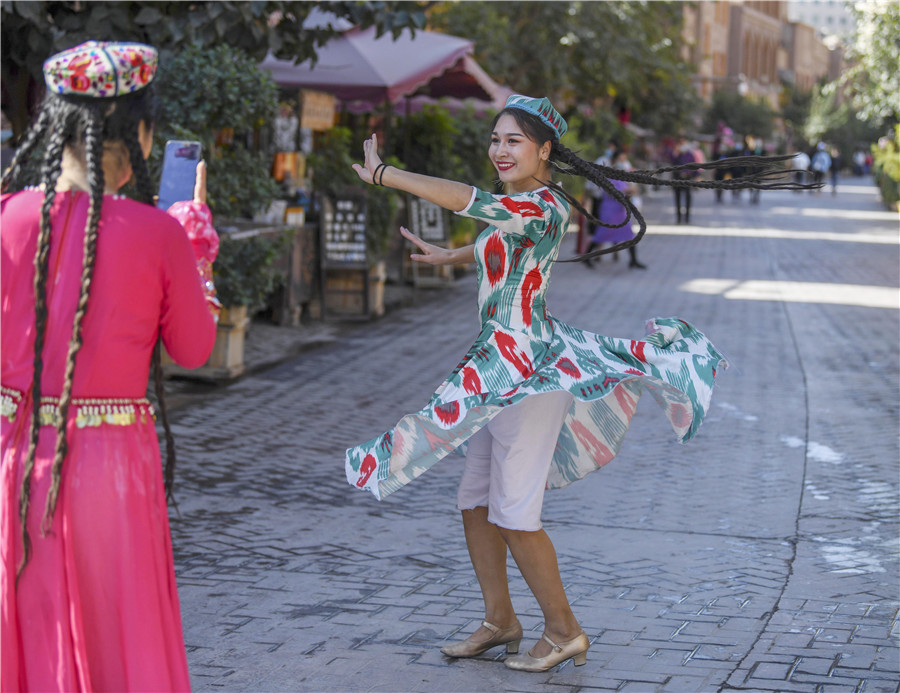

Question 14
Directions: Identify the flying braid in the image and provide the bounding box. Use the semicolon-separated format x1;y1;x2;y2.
548;142;817;262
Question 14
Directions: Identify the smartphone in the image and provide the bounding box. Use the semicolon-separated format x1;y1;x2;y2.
157;140;202;210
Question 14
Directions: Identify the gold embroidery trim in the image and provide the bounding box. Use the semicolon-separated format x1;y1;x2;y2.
1;386;23;423
1;386;155;427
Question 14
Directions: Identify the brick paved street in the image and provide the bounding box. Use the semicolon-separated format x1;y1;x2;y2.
167;178;899;692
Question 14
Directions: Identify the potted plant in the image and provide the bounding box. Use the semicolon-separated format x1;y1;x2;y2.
150;44;289;378
208;232;286;377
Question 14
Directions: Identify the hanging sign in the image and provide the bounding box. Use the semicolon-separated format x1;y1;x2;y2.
321;195;367;267
408;196;448;243
300;89;337;131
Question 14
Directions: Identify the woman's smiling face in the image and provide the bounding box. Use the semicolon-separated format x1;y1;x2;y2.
489;113;551;193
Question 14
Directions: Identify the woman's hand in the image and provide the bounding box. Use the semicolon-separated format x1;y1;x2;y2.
400;226;457;265
193;160;207;204
351;133;383;185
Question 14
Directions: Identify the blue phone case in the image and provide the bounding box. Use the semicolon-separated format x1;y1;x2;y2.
157;140;201;210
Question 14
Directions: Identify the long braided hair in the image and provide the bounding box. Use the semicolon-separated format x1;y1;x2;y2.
491;107;818;262
2;86;178;578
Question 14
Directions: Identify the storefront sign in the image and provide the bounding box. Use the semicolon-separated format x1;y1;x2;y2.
321;195;367;266
301;90;336;131
408;196;447;243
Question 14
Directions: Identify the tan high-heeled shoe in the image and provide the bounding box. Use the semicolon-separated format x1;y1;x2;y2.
504;631;589;672
440;620;523;658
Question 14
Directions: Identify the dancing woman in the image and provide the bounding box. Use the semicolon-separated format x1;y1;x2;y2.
1;42;220;691
345;94;804;671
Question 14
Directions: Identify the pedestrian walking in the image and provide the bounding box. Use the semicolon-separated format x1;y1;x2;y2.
670;136;698;223
344;94;735;672
830;147;841;196
712;125;735;203
791;148;810;190
741;136;765;205
852;149;866;177
810;142;832;192
583;149;646;269
1;41;220;692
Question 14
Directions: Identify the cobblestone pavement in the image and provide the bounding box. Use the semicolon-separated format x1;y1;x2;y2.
167;178;899;692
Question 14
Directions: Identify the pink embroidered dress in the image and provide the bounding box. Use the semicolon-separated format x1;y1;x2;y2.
1;189;217;692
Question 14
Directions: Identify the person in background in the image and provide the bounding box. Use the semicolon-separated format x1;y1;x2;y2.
829;147;841;196
852;149;866;177
713;125;734;203
810;142;832;192
791;147;811;190
742;136;764;205
584;149;646;269
1;41;219;692
670;136;698;223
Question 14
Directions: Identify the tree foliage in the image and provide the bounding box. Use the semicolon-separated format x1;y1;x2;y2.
148;43;281;220
840;1;900;126
780;84;813;148
0;1;430;137
427;1;698;138
701;90;775;139
804;85;883;160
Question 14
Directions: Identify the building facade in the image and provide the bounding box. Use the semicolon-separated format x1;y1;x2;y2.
682;0;844;108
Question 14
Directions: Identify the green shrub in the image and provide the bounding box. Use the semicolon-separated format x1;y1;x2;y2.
152;44;280;219
872;124;900;210
213;232;289;310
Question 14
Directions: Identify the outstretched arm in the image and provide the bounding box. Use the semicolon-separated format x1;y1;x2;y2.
353;133;476;266
400;226;475;266
352;133;473;213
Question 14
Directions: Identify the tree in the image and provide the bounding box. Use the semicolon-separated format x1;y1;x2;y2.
427;1;698;138
1;1;430;139
701;90;775;140
804;85;883;161
840;1;900;126
151;43;282;219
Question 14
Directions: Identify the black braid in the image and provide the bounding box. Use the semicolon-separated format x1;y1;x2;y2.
1;107;51;192
123;133;178;503
16;101;79;578
549;142;819;262
41;104;105;533
10;85;160;577
490;106;820;263
544;145;650;261
123;135;155;204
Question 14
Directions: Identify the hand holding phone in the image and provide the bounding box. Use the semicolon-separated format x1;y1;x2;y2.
157;140;202;210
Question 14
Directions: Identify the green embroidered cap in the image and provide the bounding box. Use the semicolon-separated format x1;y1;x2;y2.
504;94;567;140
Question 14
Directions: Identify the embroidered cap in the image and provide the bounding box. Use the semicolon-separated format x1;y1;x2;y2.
43;41;158;99
504;94;568;140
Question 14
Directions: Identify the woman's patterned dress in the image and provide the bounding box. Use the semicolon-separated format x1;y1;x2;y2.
346;187;725;499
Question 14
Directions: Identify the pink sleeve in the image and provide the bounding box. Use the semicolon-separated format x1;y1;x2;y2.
159;220;217;369
166;200;222;322
166;200;219;263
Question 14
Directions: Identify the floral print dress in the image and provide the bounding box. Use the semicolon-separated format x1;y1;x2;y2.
346;186;725;499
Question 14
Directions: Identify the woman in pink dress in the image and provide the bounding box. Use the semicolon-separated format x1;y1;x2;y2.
1;42;219;691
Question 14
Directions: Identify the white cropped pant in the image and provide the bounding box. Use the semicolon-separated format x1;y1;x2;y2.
457;391;574;531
